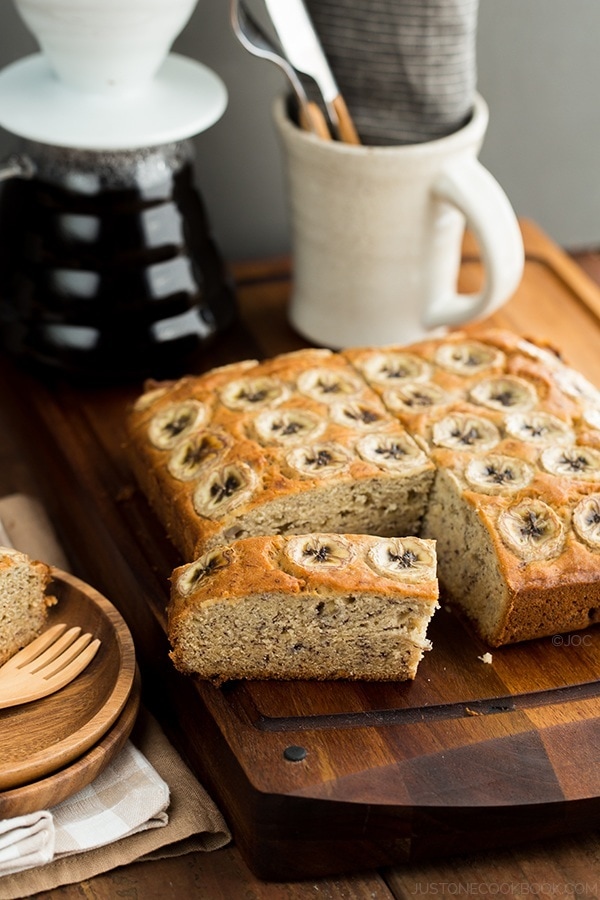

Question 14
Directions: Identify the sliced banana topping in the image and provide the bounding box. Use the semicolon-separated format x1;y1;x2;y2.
469;376;538;412
192;463;258;519
148;400;208;450
356;432;430;473
572;494;600;549
253;408;325;445
286;443;352;478
358;351;431;385
168;431;230;481
284;534;354;569
431;414;500;451
465;454;535;495
383;381;452;414
582;407;600;431
329;400;386;431
540;445;600;481
219;376;288;411
434;341;505;375
517;338;561;369
296;367;362;404
553;367;600;405
504;411;574;445
177;548;231;595
498;499;565;561
366;537;436;582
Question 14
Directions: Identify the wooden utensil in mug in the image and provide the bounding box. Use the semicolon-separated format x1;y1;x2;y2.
263;0;360;143
231;0;331;139
0;623;100;708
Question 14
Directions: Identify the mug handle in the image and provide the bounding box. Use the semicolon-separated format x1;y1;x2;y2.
422;157;525;330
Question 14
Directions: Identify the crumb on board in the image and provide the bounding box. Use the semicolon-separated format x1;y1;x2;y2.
478;652;493;664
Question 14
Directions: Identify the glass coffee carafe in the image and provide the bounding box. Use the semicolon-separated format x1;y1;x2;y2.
0;138;236;381
0;0;235;381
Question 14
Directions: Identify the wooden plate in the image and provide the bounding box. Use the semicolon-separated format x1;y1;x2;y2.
0;568;136;790
0;669;141;818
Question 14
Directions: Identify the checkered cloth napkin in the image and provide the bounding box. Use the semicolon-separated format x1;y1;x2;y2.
0;742;169;877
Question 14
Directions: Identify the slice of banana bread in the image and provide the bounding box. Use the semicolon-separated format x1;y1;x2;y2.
168;533;439;683
0;547;53;666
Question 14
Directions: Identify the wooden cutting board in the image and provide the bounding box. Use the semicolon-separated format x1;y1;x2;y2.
3;221;600;880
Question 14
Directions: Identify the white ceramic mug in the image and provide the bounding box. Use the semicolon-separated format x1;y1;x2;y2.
13;0;199;95
274;94;524;348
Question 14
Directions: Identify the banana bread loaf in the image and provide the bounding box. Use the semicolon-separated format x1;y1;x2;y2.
0;547;53;666
128;328;600;653
168;533;439;683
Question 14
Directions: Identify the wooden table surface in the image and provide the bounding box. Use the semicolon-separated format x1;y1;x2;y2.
1;220;600;898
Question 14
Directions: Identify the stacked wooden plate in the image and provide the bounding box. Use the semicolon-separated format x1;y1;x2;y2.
0;568;139;817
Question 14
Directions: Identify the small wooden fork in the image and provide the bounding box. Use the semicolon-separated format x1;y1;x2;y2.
0;623;101;708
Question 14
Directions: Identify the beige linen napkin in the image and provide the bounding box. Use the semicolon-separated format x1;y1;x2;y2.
0;493;231;899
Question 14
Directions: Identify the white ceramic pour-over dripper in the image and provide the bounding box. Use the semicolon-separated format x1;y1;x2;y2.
14;0;199;96
0;0;228;149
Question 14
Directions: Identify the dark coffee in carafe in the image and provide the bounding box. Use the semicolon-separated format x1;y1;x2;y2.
0;138;236;380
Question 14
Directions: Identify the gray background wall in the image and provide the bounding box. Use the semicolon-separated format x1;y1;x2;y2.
0;0;598;262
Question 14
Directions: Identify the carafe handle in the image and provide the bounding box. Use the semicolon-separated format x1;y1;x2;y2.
0;155;36;183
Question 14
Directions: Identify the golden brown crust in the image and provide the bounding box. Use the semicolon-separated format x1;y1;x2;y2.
169;533;438;617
